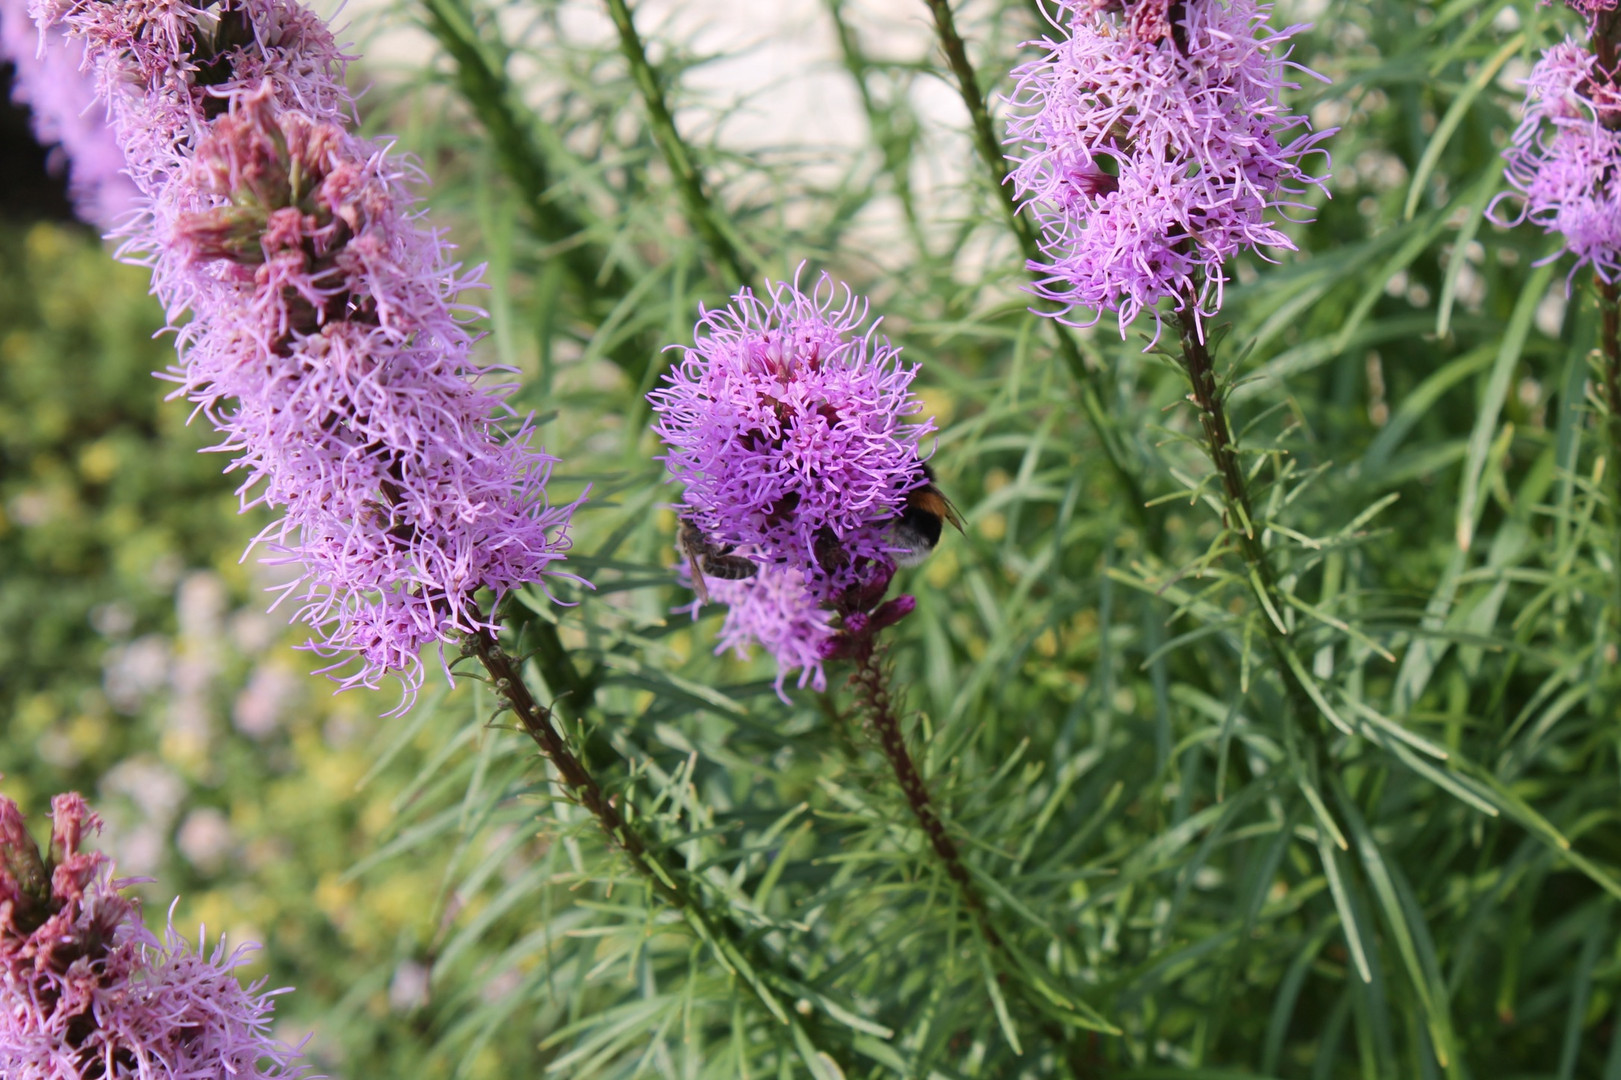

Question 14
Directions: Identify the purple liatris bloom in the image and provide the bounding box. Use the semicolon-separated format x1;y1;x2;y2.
0;0;138;227
1491;38;1621;284
650;271;933;599
1;792;308;1079
33;0;579;706
701;560;836;699
676;547;917;701
1005;0;1333;337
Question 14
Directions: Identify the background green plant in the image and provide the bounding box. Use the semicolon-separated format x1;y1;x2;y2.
4;0;1620;1075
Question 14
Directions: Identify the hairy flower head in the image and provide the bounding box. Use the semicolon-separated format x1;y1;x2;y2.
1005;0;1333;336
697;560;836;700
32;0;580;708
650;272;932;599
1;792;308;1079
1491;38;1621;284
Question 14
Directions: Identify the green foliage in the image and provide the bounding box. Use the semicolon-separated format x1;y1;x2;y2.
0;222;236;788
0;223;534;1076
8;0;1621;1076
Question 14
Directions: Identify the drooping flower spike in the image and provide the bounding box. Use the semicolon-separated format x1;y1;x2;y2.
31;0;579;708
700;559;837;699
1;792;309;1079
1005;0;1334;338
1491;34;1621;286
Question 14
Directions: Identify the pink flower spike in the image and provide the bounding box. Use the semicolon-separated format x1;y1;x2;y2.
1005;0;1334;337
30;0;583;708
0;0;138;227
650;269;934;602
1;791;312;1079
1490;37;1621;286
705;563;837;701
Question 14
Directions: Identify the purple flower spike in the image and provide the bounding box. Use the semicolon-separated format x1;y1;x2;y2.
704;563;836;701
1005;0;1334;338
1;792;310;1079
650;271;933;599
0;1;138;227
33;0;581;708
1490;38;1621;285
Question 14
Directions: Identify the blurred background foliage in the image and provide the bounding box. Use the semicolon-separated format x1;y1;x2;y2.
4;0;1621;1076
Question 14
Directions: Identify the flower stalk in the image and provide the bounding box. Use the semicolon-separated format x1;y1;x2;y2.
1594;5;1621;516
1601;278;1621;473
849;639;1003;950
603;0;752;286
918;0;1154;539
1597;276;1621;646
844;631;1111;1064
465;629;856;1069
1175;303;1317;723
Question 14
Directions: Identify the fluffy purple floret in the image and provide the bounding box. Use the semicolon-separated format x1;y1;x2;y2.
1490;38;1621;284
31;0;580;708
0;1;138;227
700;561;835;700
1004;0;1333;337
1;793;309;1079
1551;0;1620;16
650;272;932;599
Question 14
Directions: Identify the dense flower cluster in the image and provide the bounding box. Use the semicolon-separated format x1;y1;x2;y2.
0;0;137;227
651;272;932;598
702;561;836;698
31;0;578;704
1492;38;1621;284
653;272;936;690
1;792;306;1079
1005;0;1333;336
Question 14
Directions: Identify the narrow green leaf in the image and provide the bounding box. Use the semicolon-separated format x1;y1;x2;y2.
1404;37;1522;220
1316;827;1372;982
1557;914;1606;1080
1332;777;1459;1074
1457;261;1555;551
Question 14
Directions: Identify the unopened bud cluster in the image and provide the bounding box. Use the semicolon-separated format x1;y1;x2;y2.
1;793;306;1078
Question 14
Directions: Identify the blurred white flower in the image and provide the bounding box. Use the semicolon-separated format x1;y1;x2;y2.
177;806;234;874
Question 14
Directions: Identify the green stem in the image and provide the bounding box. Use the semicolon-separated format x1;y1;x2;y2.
918;0;1155;541
468;629;853;1069
851;641;1100;1071
1597;276;1621;651
419;0;653;383
917;0;1032;254
603;0;753;287
1174;307;1317;724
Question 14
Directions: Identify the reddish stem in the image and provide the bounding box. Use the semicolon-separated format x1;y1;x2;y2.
850;639;1000;950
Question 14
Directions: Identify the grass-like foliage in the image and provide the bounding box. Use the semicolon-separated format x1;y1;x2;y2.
358;0;1621;1073
6;0;1621;1076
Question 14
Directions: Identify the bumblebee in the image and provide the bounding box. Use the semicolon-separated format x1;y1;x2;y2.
677;517;758;604
889;464;965;567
